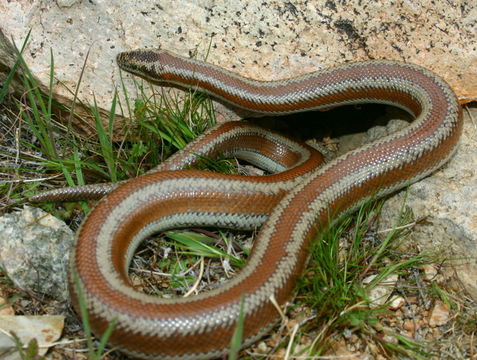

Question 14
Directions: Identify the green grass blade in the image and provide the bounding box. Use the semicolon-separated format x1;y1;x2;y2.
94;318;117;358
72;270;115;359
228;297;245;360
166;231;245;267
92;94;117;181
0;30;31;104
71;270;95;355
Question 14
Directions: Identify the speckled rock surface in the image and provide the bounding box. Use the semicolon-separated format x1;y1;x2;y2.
0;0;475;127
0;206;74;301
378;107;477;300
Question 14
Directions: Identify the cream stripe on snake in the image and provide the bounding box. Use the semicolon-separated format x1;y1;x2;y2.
33;49;462;359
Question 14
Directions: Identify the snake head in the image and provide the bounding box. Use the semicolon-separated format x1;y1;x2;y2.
117;49;170;82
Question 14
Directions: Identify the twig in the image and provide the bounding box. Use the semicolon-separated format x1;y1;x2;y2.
269;294;287;326
284;322;299;360
375;221;416;234
183;256;205;297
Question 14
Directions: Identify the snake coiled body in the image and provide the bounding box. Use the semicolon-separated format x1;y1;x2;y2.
33;50;462;359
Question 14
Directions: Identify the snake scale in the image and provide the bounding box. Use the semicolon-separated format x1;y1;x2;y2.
31;49;462;359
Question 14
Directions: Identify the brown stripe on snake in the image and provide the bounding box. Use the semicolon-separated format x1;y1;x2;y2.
32;49;462;359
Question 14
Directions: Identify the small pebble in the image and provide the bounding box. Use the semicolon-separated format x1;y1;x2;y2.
0;294;14;316
429;300;450;327
389;295;405;310
421;264;438;281
403;319;416;335
256;341;269;353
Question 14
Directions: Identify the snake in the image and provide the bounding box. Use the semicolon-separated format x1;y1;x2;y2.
31;49;462;359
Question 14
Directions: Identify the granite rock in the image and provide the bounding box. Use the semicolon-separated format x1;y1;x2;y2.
378;107;477;300
0;0;475;132
0;206;74;301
